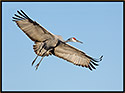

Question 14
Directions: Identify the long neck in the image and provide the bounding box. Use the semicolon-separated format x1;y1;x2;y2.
64;39;70;43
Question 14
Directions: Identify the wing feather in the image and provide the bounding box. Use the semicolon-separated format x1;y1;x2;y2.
12;10;55;42
54;41;102;70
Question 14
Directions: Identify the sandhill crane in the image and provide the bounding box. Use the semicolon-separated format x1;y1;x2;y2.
12;10;103;71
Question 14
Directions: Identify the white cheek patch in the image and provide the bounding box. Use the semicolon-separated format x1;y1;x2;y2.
72;38;77;42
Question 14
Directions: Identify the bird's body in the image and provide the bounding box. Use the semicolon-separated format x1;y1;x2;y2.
12;10;103;71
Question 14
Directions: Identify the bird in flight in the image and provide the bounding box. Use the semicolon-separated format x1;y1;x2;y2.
12;10;103;71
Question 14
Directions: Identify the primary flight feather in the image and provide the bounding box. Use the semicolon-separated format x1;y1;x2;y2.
12;10;103;71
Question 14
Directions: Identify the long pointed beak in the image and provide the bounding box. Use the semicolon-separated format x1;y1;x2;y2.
76;40;83;44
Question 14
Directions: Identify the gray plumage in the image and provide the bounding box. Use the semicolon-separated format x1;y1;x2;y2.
12;10;103;71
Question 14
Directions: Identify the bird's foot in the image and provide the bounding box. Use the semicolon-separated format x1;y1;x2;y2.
35;63;40;70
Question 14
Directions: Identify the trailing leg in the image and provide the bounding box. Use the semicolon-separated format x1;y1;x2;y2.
35;56;45;70
32;55;38;66
35;48;53;70
32;43;46;66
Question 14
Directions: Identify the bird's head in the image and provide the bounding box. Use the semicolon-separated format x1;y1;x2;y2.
65;37;83;44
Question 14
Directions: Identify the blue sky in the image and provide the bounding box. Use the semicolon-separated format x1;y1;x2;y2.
2;2;123;91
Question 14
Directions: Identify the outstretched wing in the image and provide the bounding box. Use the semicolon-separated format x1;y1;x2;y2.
12;10;55;42
53;41;103;71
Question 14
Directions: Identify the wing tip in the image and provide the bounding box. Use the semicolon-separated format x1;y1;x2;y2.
100;55;103;61
12;10;30;22
88;65;92;71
